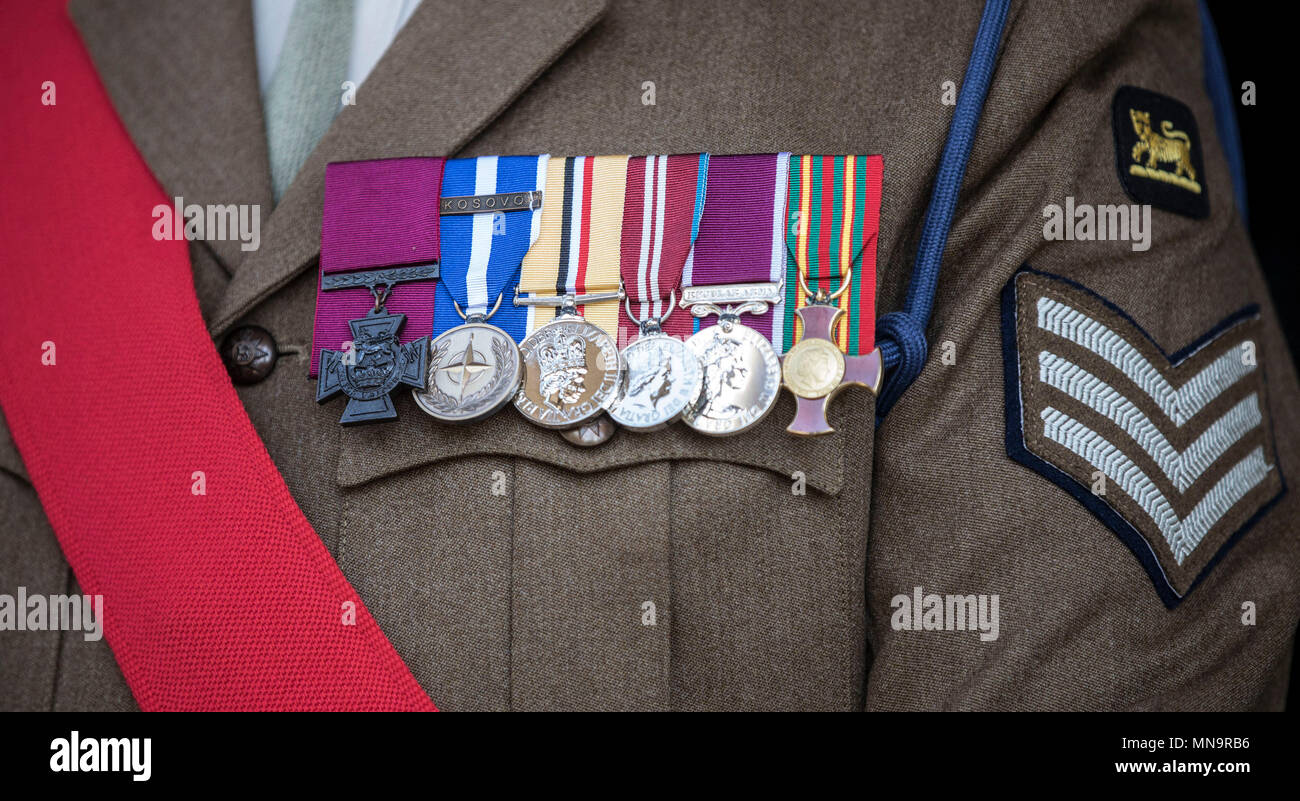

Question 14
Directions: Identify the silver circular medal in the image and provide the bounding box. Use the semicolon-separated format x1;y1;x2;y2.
681;321;781;436
412;321;522;424
608;333;703;432
514;316;622;429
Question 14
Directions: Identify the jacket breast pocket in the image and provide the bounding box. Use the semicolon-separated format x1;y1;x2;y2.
333;390;874;711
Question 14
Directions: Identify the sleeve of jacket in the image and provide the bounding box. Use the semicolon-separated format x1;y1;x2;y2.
864;0;1299;710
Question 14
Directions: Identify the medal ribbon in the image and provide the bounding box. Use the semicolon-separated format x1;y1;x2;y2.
309;157;445;376
519;155;629;337
782;154;882;355
617;153;709;345
434;155;549;343
681;153;791;345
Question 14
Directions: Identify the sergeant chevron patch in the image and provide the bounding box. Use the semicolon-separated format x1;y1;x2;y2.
1002;267;1285;608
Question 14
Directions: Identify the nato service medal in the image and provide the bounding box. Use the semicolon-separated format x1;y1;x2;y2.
413;320;522;424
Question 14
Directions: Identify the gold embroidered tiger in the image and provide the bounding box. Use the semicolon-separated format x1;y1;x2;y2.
1129;109;1196;181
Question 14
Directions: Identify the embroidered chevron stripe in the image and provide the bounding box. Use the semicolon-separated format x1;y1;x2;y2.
1040;407;1271;563
1037;296;1256;425
1037;351;1263;492
1003;268;1285;608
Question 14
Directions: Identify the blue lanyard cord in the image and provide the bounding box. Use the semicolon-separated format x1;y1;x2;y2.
875;0;1011;425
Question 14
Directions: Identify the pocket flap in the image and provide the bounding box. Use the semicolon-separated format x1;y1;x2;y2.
336;392;861;495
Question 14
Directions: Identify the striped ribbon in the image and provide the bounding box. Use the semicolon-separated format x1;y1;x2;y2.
617;153;708;345
781;154;882;355
519;155;629;337
681;152;791;345
434;155;549;343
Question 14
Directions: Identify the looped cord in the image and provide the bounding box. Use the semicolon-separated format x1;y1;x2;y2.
874;0;1010;425
875;311;929;424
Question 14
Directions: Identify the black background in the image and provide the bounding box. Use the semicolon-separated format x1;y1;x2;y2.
1205;3;1297;348
1;712;1287;786
1204;2;1297;710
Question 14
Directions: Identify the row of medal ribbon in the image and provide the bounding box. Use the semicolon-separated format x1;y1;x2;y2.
312;153;882;438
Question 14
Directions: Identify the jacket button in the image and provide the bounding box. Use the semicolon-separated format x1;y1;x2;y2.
220;326;278;385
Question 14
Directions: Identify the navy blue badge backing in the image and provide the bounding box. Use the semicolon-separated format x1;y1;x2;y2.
1112;86;1210;219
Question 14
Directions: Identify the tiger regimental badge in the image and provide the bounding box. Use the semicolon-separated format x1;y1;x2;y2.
1112;85;1209;219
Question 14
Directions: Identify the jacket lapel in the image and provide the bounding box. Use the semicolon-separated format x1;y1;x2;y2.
69;0;273;275
208;0;609;335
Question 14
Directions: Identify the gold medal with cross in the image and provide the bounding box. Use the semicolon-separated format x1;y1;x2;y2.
781;268;881;435
779;154;885;436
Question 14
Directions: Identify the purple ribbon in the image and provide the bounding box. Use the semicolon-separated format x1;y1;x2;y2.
309;157;445;376
682;153;790;344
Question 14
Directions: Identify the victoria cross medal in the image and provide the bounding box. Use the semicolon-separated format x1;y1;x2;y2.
317;307;429;425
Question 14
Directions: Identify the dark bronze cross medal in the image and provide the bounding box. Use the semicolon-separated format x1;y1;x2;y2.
316;266;435;425
780;301;882;436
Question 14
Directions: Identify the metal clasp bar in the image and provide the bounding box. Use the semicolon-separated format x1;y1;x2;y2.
678;281;782;332
514;287;626;317
679;281;782;308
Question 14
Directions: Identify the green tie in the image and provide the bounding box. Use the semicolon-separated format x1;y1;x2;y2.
264;0;355;203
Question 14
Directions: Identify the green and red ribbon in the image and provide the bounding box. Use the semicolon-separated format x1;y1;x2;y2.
782;154;883;355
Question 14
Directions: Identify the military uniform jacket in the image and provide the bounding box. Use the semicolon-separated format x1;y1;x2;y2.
1;0;1297;711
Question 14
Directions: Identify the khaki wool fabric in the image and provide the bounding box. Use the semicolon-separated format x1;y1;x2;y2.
0;0;1296;711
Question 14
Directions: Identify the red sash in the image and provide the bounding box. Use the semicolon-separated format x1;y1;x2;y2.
0;1;435;711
